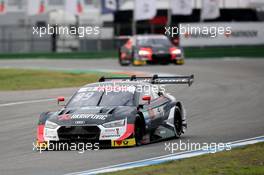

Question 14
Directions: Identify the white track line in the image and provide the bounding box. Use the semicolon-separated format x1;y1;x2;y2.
66;135;264;175
0;98;55;107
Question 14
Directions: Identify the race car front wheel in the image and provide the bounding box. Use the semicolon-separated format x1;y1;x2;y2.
119;54;131;66
134;117;144;146
174;107;183;138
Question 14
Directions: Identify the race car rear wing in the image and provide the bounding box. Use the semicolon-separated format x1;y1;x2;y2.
99;74;194;86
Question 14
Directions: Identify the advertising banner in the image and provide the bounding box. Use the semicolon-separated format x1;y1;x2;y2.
180;22;264;47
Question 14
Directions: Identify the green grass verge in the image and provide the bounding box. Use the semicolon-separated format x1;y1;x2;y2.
0;45;263;59
0;51;117;59
0;68;104;90
104;142;264;175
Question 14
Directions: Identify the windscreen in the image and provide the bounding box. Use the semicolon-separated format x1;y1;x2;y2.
67;90;135;108
137;38;172;46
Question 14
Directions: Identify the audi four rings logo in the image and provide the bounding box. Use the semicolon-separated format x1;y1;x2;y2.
75;121;85;125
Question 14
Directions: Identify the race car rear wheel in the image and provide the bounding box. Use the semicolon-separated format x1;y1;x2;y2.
174;107;183;138
134;117;144;146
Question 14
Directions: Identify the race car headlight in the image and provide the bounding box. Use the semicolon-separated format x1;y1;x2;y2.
171;49;182;55
138;50;151;56
45;121;58;129
102;119;126;128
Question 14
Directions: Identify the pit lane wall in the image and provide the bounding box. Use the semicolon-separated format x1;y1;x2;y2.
179;22;264;47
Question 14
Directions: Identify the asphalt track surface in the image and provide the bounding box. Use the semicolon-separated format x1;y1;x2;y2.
0;58;264;175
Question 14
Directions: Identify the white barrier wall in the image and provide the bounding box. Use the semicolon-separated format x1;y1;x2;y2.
180;22;264;47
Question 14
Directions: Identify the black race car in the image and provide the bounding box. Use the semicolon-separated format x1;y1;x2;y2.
118;35;185;66
36;75;193;148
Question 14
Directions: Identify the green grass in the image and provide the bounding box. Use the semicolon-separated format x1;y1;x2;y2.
103;142;264;175
0;51;117;59
0;68;103;90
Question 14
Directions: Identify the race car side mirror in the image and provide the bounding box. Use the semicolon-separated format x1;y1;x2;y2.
142;95;151;104
57;96;65;106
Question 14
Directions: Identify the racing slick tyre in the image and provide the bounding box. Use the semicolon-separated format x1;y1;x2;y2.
118;52;131;66
174;107;183;138
119;59;131;66
134;116;144;146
